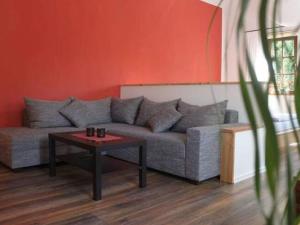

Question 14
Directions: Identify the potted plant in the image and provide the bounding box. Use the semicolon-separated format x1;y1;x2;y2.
213;0;300;224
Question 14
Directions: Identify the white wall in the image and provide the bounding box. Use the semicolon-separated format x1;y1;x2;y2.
121;83;263;124
279;0;300;27
202;0;300;115
202;0;300;82
220;0;274;82
202;0;262;81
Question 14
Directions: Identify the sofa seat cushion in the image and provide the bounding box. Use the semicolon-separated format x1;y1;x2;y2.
93;123;186;177
95;123;186;158
0;123;186;177
0;127;81;152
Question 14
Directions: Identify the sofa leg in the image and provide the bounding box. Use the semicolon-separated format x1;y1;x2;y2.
12;168;23;173
188;180;201;185
188;175;220;185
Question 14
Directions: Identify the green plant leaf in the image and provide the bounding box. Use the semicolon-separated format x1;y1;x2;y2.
246;52;280;200
239;70;261;200
286;151;296;224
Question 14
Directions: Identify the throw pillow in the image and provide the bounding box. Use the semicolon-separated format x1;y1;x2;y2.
135;98;180;126
172;100;228;133
24;97;73;128
111;96;143;124
147;107;182;133
77;97;112;124
59;100;98;128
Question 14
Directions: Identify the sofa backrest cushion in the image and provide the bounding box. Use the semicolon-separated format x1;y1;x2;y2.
172;100;228;133
76;97;112;124
59;100;100;128
147;107;182;133
111;96;143;125
135;98;180;126
24;97;73;128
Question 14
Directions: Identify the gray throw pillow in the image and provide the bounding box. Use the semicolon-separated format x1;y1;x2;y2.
59;100;99;128
135;98;180;126
172;100;228;133
111;96;143;124
24;97;73;128
77;97;112;124
147;108;182;133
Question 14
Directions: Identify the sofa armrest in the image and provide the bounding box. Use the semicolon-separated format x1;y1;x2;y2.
185;123;241;182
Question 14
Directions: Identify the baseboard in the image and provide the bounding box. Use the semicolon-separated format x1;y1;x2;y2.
233;167;266;183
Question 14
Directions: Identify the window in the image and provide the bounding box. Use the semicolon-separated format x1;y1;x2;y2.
270;36;297;94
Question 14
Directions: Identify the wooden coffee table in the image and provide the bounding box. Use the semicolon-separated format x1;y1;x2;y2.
48;131;147;201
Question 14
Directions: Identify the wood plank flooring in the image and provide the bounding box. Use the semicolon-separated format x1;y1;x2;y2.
0;149;298;225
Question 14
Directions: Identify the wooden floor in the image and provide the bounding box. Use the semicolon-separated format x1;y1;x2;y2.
0;151;299;225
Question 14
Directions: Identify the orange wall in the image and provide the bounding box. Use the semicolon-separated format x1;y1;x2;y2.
0;0;222;127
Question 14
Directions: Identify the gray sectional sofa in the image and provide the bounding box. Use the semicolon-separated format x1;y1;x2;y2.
0;97;238;182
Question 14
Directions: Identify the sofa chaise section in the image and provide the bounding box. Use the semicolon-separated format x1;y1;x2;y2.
0;127;81;169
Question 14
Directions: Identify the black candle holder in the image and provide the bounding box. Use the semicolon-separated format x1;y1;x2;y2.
86;127;95;137
97;128;106;138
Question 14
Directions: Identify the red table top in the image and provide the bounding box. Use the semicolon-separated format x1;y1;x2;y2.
71;133;123;142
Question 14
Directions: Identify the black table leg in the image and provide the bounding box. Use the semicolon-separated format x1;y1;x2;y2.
93;151;102;201
49;136;56;177
139;143;147;188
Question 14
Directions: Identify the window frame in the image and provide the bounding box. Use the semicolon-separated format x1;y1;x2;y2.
269;35;298;95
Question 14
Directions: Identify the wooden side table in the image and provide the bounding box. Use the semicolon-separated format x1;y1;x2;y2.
220;124;266;184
